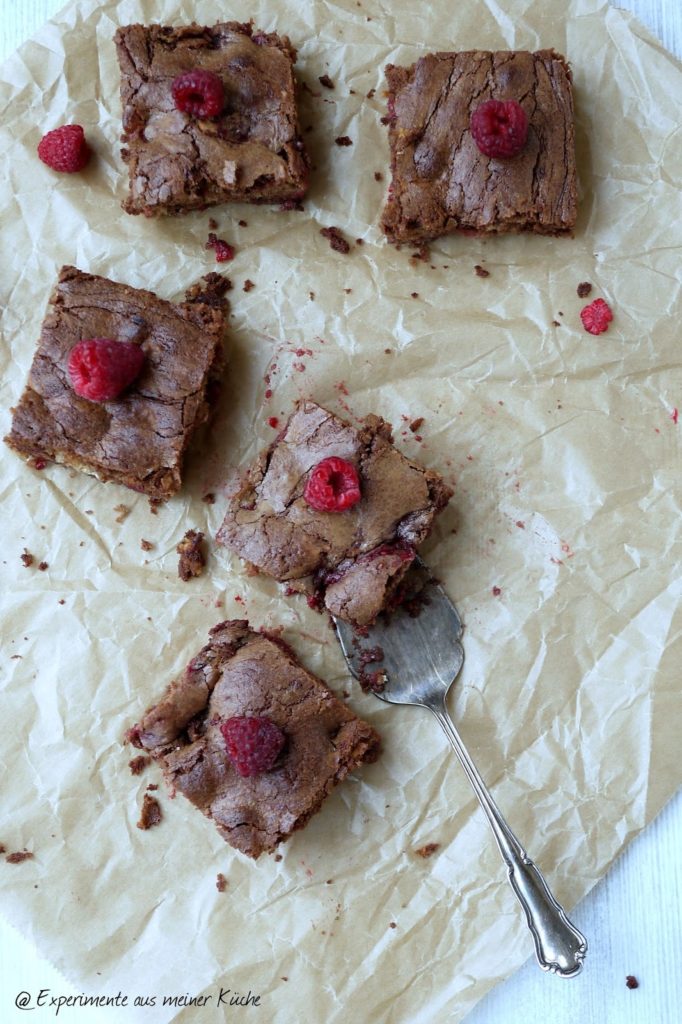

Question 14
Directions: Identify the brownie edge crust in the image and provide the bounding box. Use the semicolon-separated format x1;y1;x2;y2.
381;49;577;244
128;620;381;858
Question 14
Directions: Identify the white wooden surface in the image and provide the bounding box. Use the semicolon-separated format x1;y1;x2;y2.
0;2;680;1023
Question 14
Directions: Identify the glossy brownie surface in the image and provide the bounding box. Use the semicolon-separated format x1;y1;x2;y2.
4;266;225;499
381;49;577;244
115;22;309;216
217;400;452;626
129;619;380;858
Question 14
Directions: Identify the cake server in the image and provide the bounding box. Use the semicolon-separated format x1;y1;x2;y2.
332;558;587;977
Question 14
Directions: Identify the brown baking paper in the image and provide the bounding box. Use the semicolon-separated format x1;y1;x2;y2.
1;0;681;1021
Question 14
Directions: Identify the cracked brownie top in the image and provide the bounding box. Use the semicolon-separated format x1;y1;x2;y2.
128;619;381;858
381;49;577;244
217;400;452;626
115;22;309;216
4;266;225;498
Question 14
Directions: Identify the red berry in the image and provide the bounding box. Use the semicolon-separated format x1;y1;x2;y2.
221;716;285;778
206;233;235;262
470;99;528;158
68;338;145;402
304;457;361;512
580;298;613;335
37;124;90;173
172;69;224;119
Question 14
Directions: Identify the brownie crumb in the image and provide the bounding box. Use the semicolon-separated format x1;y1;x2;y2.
274;853;283;862
335;135;353;147
238;219;248;227
114;504;130;524
38;561;48;572
552;320;561;327
356;238;364;245
409;417;424;433
140;539;154;552
0;844;5;854
626;976;639;990
474;265;490;278
208;217;219;231
281;977;289;982
184;272;232;308
216;873;228;892
177;530;206;581
326;878;334;884
320;226;351;254
309;290;316;300
389;921;397;929
20;549;34;568
137;793;162;830
148;498;162;515
202;493;216;505
374;171;383;181
5;850;34;864
243;279;255;292
344;288;352;294
410;292;419;299
577;281;592;298
367;88;376;99
146;783;158;791
410;245;430;265
58;598;65;605
129;755;151;776
415;842;440;858
318;74;335;89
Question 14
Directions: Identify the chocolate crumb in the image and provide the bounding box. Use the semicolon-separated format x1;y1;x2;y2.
58;599;65;605
344;288;352;294
137;793;162;830
274;854;283;862
320;226;351;254
389;921;397;929
552;320;561;327
474;265;490;278
367;88;376;99
114;504;130;524
140;539;154;552
356;238;364;245
577;281;593;298
149;498;162;515
6;850;34;864
243;279;255;292
208;217;218;231
415;842;440;858
374;171;383;181
318;74;335;89
177;530;206;581
626;976;639;990
335;135;353;147
129;755;150;776
38;561;48;572
0;844;4;854
309;290;316;300
216;873;228;892
185;273;232;308
281;977;288;982
326;879;334;884
238;219;248;227
409;417;424;433
20;549;34;568
146;783;158;791
410;292;419;299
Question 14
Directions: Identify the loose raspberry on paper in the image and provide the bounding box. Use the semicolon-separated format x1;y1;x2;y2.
172;69;224;118
206;233;235;262
37;124;90;173
470;99;528;158
221;716;286;777
304;457;361;512
68;338;145;402
580;298;613;335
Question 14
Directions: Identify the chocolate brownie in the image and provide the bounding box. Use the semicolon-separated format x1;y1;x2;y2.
128;620;380;858
115;22;309;216
217;400;452;627
4;266;225;499
381;49;577;243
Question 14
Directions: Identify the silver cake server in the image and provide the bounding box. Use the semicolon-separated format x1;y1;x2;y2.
332;557;587;977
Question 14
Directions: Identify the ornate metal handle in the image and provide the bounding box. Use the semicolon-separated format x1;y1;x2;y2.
431;705;587;976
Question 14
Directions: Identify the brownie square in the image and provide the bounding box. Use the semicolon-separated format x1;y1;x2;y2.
115;22;309;216
217;400;452;627
380;49;577;244
128;620;380;858
4;266;226;499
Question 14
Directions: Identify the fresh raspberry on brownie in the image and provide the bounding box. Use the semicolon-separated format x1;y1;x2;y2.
128;620;380;858
217;400;452;627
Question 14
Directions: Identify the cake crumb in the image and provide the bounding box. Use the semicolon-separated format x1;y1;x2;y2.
177;530;206;581
149;498;162;515
202;493;216;504
274;853;283;862
356;238;364;245
552;319;561;327
389;921;397;929
5;850;34;864
409;417;424;433
318;74;334;89
367;88;376;99
335;135;353;147
281;977;288;982
0;844;4;854
626;976;639;990
129;755;150;776
20;549;34;568
146;783;158;791
238;219;248;227
410;291;419;299
415;842;440;858
374;171;383;181
243;279;255;292
320;226;351;254
208;217;219;231
216;873;228;892
577;281;592;298
137;793;162;830
114;504;130;523
140;539;154;552
38;561;48;571
474;265;490;278
309;290;315;300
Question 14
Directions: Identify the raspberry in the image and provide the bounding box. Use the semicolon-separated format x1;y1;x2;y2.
172;69;224;119
221;716;285;778
304;457;361;512
580;298;613;335
206;233;235;262
470;99;528;158
37;124;90;173
68;338;145;402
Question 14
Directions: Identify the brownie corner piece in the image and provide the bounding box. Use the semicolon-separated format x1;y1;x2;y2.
129;619;380;858
380;48;577;244
4;265;226;499
115;22;310;217
217;400;453;627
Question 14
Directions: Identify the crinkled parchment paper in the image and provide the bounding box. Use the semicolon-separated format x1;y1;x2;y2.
1;0;680;1021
